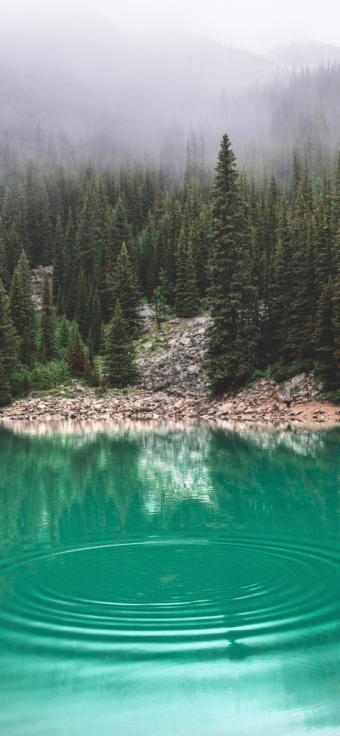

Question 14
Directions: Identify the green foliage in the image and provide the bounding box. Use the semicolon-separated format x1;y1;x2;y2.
67;322;85;375
325;390;340;405
10;250;37;367
104;300;137;388
0;355;11;406
88;363;100;387
0;278;20;401
40;273;55;363
183;240;200;317
111;243;141;333
53;215;64;300
246;367;271;385
313;277;337;390
58;314;70;351
2;136;340;395
10;360;70;397
90;289;102;352
206;135;259;394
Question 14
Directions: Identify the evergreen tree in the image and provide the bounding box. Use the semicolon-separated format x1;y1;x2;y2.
0;278;20;404
115;197;132;253
74;270;89;340
105;206;118;266
67;321;85;375
206;135;259;393
111;243;141;332
10;250;36;367
105;300;137;388
59;314;69;350
287;185;311;363
0;355;11;406
24;159;40;263
174;226;187;317
7;221;21;276
76;190;95;276
63;208;76;319
40;272;55;362
183;240;200;317
40;184;53;265
0;233;9;290
314;277;337;390
332;266;340;385
52;215;65;300
90;289;102;352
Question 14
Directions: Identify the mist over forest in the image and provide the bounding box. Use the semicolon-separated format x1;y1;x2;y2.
1;19;340;183
2;8;340;405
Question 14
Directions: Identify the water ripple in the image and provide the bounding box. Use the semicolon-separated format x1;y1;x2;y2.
1;538;340;659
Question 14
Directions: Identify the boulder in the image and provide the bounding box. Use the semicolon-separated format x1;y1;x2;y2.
275;388;291;404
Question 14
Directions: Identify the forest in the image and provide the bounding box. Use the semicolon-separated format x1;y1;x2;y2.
1;114;340;404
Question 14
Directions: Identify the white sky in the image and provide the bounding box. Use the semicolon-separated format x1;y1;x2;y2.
3;0;340;48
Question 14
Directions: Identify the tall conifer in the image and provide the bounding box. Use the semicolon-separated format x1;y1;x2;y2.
40;272;55;362
105;300;137;387
0;278;20;404
314;277;336;390
206;135;258;393
10;251;36;366
111;243;141;333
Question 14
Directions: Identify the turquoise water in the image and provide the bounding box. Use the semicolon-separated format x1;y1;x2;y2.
1;422;340;735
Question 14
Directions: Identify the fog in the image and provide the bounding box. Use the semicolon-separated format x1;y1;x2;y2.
3;0;340;48
1;0;340;174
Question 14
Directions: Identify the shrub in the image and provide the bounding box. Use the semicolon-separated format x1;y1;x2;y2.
10;360;70;397
325;390;340;405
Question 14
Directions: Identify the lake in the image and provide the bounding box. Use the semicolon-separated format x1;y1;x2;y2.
1;421;340;735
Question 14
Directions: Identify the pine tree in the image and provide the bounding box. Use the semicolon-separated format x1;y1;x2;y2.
174;226;187;317
7;221;21;276
0;278;20;404
0;233;9;290
0;355;11;406
59;314;69;350
74;270;89;340
206;135;259;393
115;197;132;253
63;208;75;319
183;240;200;317
76;190;95;277
105;300;137;388
52;215;65;300
314;277;337;390
111;243;141;333
332;266;340;386
67;321;85;375
287;185;311;363
105;205;118;266
40;184;53;265
24;159;40;264
10;250;36;367
40;272;55;362
90;289;102;352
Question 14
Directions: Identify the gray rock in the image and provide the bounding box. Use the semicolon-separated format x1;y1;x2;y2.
187;364;200;375
139;307;155;318
276;388;291;403
286;373;306;391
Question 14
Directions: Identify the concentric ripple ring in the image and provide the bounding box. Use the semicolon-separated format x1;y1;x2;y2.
1;538;340;658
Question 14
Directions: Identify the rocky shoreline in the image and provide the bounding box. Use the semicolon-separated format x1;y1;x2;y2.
1;373;339;427
2;284;340;429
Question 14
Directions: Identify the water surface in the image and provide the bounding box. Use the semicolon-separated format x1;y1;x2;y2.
1;422;340;735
